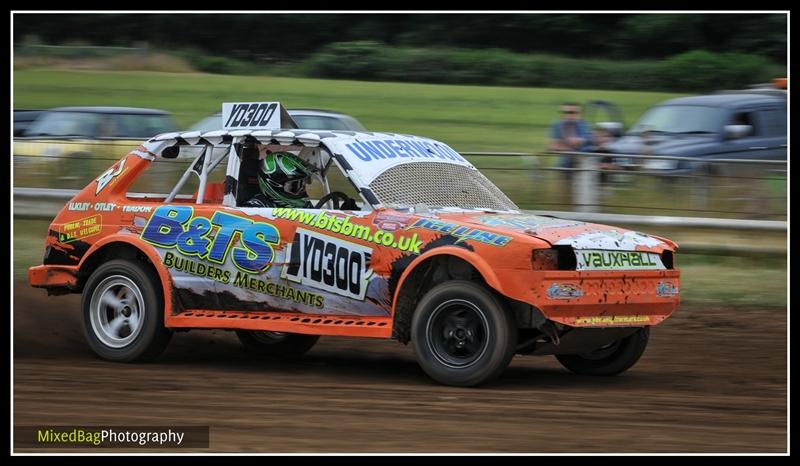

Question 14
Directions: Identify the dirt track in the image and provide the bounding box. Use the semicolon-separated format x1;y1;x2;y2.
13;281;786;453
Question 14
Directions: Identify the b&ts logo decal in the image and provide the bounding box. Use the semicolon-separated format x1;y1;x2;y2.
141;206;280;273
282;228;373;301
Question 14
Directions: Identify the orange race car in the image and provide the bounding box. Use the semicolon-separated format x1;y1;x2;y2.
29;102;680;386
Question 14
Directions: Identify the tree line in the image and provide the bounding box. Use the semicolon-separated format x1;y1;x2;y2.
14;14;787;62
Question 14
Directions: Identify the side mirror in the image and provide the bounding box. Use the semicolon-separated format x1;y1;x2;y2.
596;121;624;137
724;124;752;140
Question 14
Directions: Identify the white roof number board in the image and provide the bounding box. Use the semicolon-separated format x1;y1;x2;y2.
222;102;281;130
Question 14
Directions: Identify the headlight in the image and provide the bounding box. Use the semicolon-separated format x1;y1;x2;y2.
661;250;675;269
532;249;559;270
532;247;577;270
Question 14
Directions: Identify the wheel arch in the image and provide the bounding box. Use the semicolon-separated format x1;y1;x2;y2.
76;236;175;315
390;247;505;343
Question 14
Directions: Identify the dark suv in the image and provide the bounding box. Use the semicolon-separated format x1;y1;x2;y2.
609;86;787;174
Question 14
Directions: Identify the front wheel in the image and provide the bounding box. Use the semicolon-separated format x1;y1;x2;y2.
236;330;319;357
555;327;649;376
82;259;172;362
411;281;517;387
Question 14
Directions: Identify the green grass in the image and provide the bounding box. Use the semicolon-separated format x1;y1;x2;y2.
13;69;686;152
13;219;50;280
677;255;786;308
13;218;786;307
12;69;785;219
13;70;787;305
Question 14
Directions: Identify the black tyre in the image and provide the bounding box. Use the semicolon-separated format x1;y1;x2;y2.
82;259;172;362
411;280;517;387
236;330;319;357
555;327;649;376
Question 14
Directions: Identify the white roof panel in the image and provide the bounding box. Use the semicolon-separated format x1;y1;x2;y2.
142;129;475;186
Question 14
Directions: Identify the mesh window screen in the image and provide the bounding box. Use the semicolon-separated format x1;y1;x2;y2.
368;162;518;211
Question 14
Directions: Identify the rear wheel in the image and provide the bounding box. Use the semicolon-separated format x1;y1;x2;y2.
236;330;319;357
555;327;649;376
82;259;172;362
411;281;517;387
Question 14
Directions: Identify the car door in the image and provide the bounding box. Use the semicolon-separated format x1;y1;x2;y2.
263;204;390;317
720;107;764;159
715;105;785;212
225;148;391;317
752;105;787;161
750;105;787;214
717;106;775;179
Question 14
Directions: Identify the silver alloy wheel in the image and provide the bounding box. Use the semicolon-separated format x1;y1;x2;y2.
89;275;145;349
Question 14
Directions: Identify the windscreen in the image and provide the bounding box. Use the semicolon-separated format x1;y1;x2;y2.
630;105;725;135
368;162;518;211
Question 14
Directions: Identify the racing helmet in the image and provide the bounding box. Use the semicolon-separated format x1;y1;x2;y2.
257;151;316;207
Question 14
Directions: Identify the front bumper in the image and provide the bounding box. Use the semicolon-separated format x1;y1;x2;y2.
28;265;79;289
532;269;680;327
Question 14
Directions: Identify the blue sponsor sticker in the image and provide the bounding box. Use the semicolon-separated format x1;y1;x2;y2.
656;281;679;297
409;218;512;246
547;283;584;300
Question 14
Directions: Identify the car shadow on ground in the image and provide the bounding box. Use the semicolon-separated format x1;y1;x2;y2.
20;329;648;390
13;284;661;391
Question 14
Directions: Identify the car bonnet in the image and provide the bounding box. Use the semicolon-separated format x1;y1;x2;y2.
435;211;675;253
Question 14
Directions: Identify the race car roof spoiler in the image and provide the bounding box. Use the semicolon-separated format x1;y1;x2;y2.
139;128;471;209
141;129;325;157
141;130;330;205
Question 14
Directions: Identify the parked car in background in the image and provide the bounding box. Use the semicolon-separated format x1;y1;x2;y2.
14;106;179;159
289;109;367;131
608;81;787;175
190;108;367;132
14;109;46;137
583;100;626;138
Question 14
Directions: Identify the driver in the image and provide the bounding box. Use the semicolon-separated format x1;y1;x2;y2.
244;151;316;208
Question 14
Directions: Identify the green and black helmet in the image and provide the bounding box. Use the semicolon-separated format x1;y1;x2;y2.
257;152;316;207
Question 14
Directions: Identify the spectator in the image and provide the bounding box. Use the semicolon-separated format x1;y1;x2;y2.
548;102;592;170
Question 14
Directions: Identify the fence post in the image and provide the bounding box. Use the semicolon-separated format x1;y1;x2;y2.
573;152;599;213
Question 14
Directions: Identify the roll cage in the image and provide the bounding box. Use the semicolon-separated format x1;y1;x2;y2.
141;130;365;210
137;128;507;211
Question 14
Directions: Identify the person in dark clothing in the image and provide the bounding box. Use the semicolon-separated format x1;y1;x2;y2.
243;151;316;208
548;102;592;170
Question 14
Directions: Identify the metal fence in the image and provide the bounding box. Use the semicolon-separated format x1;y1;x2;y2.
462;150;787;222
13;144;787;230
12;186;786;257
